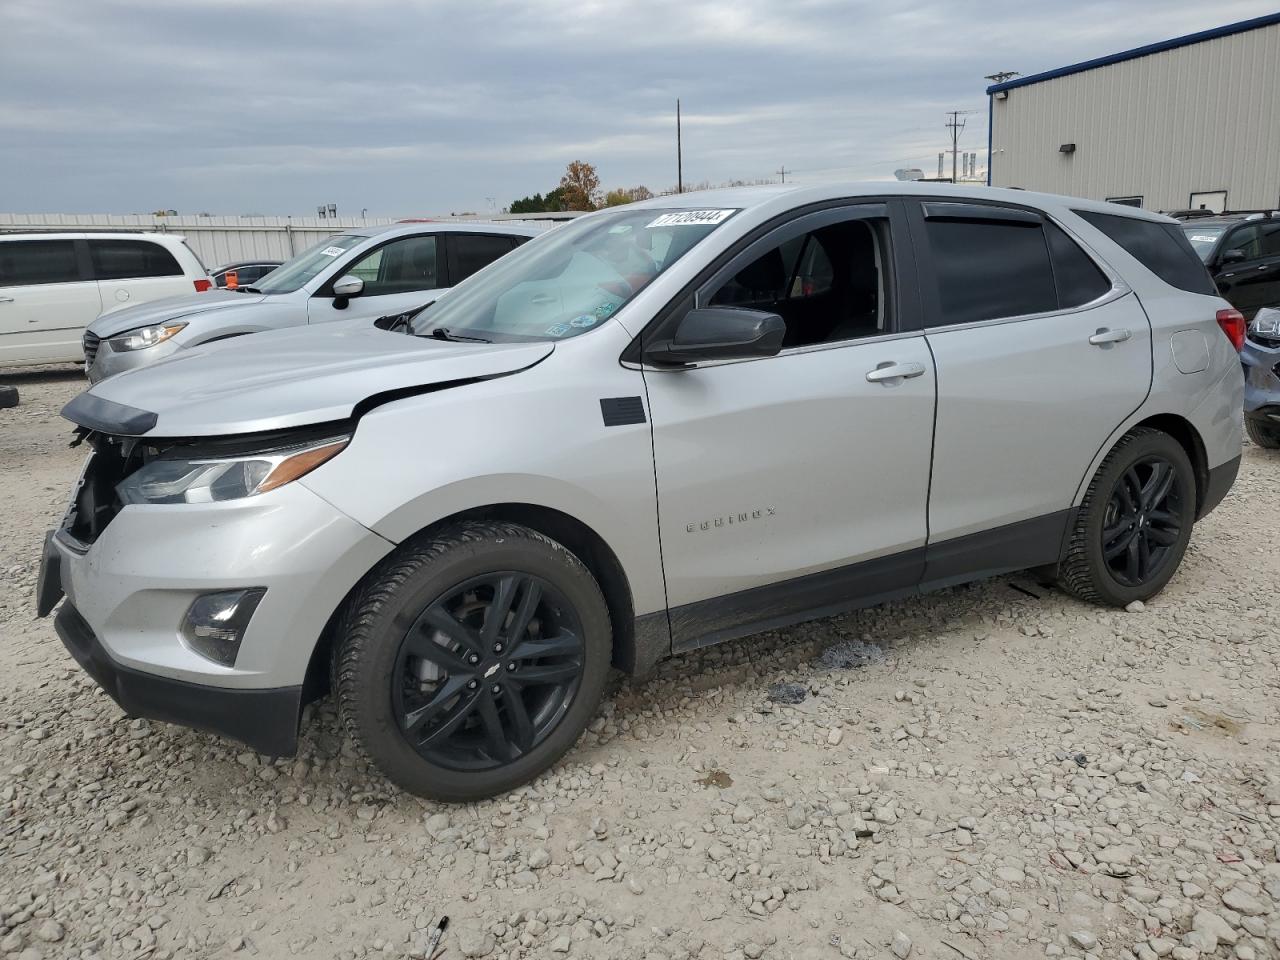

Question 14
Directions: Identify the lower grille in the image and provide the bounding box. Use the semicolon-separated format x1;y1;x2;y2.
82;330;101;366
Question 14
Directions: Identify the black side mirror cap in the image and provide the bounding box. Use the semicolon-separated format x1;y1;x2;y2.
645;307;785;366
1220;249;1248;264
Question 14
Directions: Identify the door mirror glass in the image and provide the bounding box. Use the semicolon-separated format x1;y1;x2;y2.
332;275;364;298
645;307;785;365
1220;248;1248;264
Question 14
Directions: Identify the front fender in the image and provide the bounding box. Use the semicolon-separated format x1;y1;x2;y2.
297;347;666;618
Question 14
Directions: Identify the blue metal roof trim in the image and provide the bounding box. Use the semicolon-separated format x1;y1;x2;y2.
985;11;1280;94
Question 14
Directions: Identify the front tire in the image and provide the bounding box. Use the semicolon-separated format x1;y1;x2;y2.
335;521;611;801
1058;428;1195;607
1246;418;1280;449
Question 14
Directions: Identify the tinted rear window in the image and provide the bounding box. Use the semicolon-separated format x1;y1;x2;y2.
89;239;182;280
1045;223;1112;307
449;234;518;284
924;218;1057;325
1075;210;1216;295
0;240;81;286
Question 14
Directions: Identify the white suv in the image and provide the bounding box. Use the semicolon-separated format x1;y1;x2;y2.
82;223;544;382
0;233;212;368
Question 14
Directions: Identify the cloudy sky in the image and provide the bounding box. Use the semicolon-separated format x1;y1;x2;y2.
2;0;1273;216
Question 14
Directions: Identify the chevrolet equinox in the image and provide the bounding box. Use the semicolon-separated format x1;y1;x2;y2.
38;185;1244;801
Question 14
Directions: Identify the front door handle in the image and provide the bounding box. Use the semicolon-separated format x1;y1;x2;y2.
866;361;927;383
0;296;14;303
1088;327;1131;346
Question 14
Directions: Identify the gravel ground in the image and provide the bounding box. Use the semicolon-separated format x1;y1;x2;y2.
2;369;1279;960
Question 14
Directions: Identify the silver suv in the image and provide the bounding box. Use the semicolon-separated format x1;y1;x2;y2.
38;185;1244;801
82;223;542;382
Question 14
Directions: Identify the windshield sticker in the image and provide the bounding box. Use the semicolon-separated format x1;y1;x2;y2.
1189;235;1218;243
570;315;597;329
319;246;345;257
646;209;737;228
593;302;616;318
545;323;570;337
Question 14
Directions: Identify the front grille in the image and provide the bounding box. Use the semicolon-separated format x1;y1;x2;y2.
82;330;101;366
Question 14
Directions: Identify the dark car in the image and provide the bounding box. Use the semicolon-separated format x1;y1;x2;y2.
211;260;282;289
1179;213;1280;319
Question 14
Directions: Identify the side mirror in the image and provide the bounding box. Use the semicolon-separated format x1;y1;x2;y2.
1221;248;1248;264
644;307;785;366
332;275;365;298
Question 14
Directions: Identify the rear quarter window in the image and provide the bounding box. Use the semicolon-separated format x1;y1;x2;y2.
89;239;183;281
1045;223;1112;308
1074;211;1216;296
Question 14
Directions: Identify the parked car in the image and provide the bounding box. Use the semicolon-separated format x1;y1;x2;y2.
0;233;212;369
81;223;543;382
40;185;1243;801
1243;306;1280;448
211;260;282;289
1180;212;1280;318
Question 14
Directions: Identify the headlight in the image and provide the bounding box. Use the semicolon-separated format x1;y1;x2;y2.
106;322;188;352
116;436;349;505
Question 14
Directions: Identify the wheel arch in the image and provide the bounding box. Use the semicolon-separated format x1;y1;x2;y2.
1075;412;1210;519
302;502;662;706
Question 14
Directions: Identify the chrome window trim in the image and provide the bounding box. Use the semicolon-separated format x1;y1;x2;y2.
628;329;926;372
921;286;1133;337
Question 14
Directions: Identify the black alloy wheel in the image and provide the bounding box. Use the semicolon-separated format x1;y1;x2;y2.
1100;456;1185;587
1058;427;1196;607
393;572;585;771
335;521;611;801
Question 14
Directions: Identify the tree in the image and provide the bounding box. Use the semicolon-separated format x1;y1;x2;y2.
508;193;546;214
559;161;600;211
543;187;567;212
603;185;654;207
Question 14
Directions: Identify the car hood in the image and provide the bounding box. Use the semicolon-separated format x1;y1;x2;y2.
88;290;269;338
62;322;554;437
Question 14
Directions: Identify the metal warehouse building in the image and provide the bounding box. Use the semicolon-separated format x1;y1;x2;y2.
986;13;1280;213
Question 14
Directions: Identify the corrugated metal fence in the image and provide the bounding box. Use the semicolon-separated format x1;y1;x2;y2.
0;214;397;269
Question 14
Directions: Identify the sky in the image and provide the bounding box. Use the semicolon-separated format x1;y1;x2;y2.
2;0;1274;217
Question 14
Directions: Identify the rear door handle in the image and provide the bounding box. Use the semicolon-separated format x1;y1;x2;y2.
1088;327;1131;346
0;296;14;303
865;361;927;383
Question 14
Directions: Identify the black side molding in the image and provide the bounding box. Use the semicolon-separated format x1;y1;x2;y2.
600;396;646;427
61;391;158;436
1198;454;1240;520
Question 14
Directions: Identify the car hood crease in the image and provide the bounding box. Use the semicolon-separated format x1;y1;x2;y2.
63;323;554;437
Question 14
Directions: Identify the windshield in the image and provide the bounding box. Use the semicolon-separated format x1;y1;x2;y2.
409;207;738;341
1180;225;1226;262
253;234;366;294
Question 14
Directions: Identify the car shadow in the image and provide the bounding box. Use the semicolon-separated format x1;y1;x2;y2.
0;364;85;386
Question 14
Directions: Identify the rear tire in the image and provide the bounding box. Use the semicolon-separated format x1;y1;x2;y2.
1058;428;1195;607
0;385;17;409
1246;418;1280;449
334;521;611;802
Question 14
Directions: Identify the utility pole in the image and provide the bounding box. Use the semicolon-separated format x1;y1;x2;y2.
776;166;789;184
945;110;978;183
676;99;683;194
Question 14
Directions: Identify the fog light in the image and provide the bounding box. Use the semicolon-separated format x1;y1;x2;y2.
181;589;266;666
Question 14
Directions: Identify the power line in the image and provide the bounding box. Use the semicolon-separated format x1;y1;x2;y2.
676;99;683;195
945;109;978;183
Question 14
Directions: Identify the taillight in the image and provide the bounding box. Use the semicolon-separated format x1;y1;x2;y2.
193;278;213;293
1216;308;1246;351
